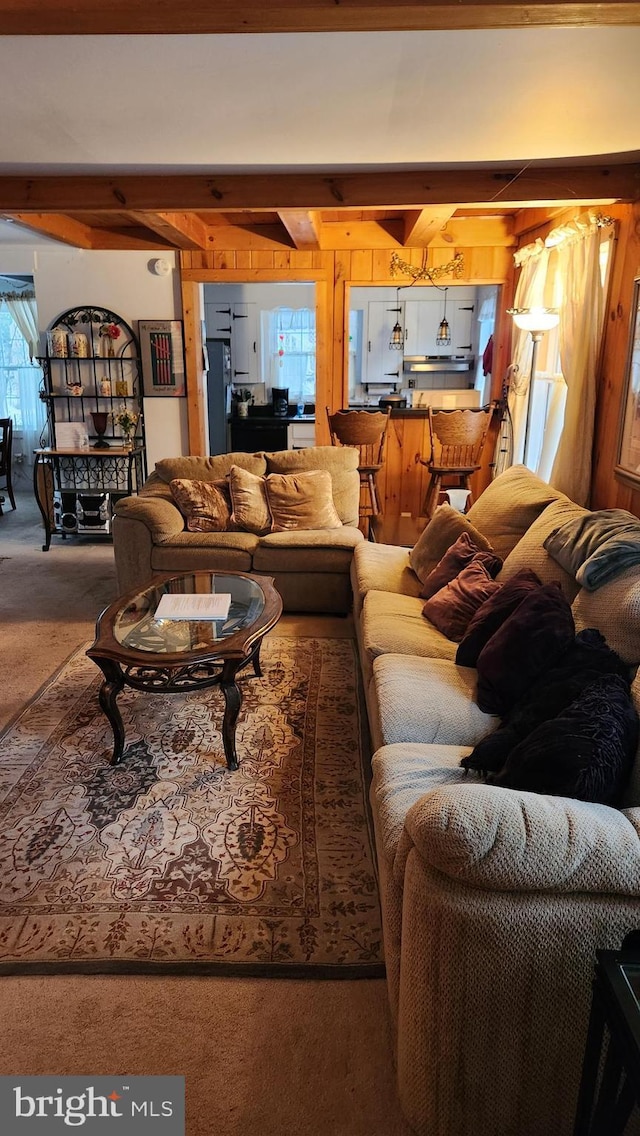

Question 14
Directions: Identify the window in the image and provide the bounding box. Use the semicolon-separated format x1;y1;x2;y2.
0;304;43;440
262;307;316;401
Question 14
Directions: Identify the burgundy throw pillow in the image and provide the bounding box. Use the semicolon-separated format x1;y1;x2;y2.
455;568;543;668
422;558;502;642
475;582;575;717
420;531;501;599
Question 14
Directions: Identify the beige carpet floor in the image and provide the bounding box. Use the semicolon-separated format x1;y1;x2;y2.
0;490;411;1135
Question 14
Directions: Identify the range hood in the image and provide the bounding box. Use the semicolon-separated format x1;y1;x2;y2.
403;355;474;374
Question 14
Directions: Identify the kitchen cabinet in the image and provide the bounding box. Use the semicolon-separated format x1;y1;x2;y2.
404;288;477;358
288;420;316;449
207;301;260;384
363;301;403;388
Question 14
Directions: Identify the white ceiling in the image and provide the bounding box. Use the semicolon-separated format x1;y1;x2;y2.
0;28;638;172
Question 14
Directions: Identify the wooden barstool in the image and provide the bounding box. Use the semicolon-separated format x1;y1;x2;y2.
326;407;390;536
420;407;491;519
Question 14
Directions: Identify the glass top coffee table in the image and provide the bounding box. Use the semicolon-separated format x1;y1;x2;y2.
87;570;283;771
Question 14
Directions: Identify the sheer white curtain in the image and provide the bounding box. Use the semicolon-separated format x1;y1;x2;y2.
0;289;45;465
508;215;612;503
550;222;608;504
263;307;316;401
508;242;551;463
4;293;39;359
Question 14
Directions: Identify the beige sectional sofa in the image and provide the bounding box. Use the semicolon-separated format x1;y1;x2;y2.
351;465;640;1136
112;446;363;612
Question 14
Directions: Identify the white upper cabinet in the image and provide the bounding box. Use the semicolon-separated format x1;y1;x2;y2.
404;288;477;357
364;300;403;386
229;302;259;383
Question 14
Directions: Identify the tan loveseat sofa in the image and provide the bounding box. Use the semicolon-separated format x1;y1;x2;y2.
351;465;640;1136
112;447;363;612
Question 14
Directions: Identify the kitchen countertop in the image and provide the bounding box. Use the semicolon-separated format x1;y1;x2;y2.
228;413;316;424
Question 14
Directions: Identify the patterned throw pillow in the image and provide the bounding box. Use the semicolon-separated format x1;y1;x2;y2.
409;505;493;586
228;465;272;535
422;557;502;642
265;470;342;533
420;531;502;600
169;478;232;533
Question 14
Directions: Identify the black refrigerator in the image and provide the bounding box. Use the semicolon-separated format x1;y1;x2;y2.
206;338;232;455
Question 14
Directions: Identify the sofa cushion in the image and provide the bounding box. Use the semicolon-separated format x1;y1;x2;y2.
409;504;493;585
155;452;267;483
362;591;457;665
264;469;342;532
228;465;272;535
169;477;232;532
253;526;362;573
422;558;502;642
351;543;422;617
466;464;564;560
372;654;499;747
419;530;500;599
151;533;257;574
476;581;576;717
456;568;542;668
265;446;360;527
371;743;471;867
498;496;587;601
573;564;640;666
491;674;639;806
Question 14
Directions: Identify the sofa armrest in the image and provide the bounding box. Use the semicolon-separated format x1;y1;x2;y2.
403;782;640;895
114;494;185;542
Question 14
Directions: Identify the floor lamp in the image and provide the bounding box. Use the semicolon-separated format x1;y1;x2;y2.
507;306;560;467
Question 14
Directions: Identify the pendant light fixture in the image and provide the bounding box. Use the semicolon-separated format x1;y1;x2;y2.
389;288;404;350
436;287;451;347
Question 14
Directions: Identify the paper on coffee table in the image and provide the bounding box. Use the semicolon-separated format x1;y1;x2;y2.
155;593;231;621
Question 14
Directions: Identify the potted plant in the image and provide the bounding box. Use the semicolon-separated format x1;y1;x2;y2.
112;404;141;448
232;389;254;418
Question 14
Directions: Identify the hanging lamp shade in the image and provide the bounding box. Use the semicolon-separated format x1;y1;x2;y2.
436;288;451;346
389;289;404;350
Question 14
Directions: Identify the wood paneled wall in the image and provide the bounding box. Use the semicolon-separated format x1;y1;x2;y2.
591;203;640;513
180;243;514;513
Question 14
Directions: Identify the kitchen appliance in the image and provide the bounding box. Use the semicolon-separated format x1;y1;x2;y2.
206;338;232;455
378;394;407;409
403;355;474;375
272;387;289;417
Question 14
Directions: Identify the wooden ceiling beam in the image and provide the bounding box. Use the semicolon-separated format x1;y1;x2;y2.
0;162;636;213
403;208;456;246
129;210;210;249
6;213;94;248
1;1;638;35
277;210;322;250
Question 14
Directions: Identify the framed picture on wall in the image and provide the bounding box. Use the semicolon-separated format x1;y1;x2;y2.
615;277;640;487
139;320;186;397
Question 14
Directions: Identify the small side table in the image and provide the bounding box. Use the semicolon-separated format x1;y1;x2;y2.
369;514;429;546
574;947;640;1135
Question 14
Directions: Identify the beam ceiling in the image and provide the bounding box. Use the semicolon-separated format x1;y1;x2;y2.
0;162;635;214
1;1;639;35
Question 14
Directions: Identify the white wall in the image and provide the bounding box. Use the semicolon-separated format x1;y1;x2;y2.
0;243;189;471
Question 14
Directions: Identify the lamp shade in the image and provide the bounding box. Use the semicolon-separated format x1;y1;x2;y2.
508;307;559;333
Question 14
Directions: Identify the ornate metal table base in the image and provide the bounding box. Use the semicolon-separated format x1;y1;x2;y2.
88;641;263;771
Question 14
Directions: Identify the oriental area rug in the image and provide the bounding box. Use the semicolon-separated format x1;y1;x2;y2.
0;637;384;978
